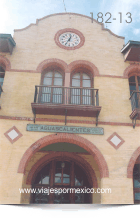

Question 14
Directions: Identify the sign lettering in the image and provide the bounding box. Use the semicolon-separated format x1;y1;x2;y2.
26;124;104;135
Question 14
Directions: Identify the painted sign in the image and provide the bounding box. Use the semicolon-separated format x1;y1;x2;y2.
26;124;104;135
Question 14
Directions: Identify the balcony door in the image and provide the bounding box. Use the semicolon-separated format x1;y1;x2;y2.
41;70;63;104
71;71;92;105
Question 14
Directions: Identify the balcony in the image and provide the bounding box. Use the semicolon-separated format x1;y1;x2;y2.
0;34;16;54
121;40;140;62
31;86;101;124
129;91;140;127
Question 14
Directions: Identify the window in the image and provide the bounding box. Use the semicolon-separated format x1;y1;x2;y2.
54;161;70;185
71;69;92;105
41;68;63;104
0;65;5;96
129;75;140;109
34;163;50;185
129;76;140;94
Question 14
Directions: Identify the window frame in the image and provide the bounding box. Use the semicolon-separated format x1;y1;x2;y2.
70;68;93;105
39;66;65;104
129;74;140;110
41;66;65;86
129;74;140;93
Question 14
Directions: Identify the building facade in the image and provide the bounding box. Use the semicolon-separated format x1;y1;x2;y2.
0;13;140;204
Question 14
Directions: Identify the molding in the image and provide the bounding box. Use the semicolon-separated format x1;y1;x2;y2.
7;68;127;79
54;28;85;50
26;152;98;188
0;115;139;126
123;63;140;78
0;55;11;71
36;58;68;74
17;133;109;178
9;69;37;73
96;75;126;79
68;60;100;76
7;67;128;79
0;115;33;121
14;13;124;39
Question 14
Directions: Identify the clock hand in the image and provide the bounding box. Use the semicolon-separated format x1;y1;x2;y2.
65;34;72;45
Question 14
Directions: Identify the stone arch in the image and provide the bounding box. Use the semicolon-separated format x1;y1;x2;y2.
127;147;140;178
68;60;100;77
36;58;68;73
18;133;109;178
123;64;140;78
0;55;11;71
26;151;98;188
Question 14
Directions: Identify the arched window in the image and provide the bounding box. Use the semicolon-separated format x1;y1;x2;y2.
129;75;140;109
71;70;92;105
41;68;63;104
32;160;91;204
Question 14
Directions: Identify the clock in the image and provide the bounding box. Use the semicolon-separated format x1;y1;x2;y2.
59;32;80;47
54;28;85;50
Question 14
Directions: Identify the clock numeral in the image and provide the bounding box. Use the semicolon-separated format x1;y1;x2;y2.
59;32;80;47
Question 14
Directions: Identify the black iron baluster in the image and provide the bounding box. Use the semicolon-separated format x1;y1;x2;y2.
34;86;37;103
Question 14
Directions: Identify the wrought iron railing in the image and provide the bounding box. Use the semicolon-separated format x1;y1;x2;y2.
129;91;140;111
34;85;99;106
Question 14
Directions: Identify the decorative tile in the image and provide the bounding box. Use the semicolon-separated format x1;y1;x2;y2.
4;126;23;144
107;132;125;149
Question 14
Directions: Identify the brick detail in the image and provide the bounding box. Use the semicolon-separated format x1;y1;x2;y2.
9;69;37;73
68;60;100;77
107;132;125;150
0;55;11;71
0;114;138;126
123;63;140;78
26;152;98;188
36;58;100;77
127;147;140;178
96;75;126;79
0;114;137;126
17;133;109;178
54;28;85;50
36;58;68;74
4;126;23;144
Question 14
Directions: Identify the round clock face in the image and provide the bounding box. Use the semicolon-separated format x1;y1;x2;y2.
59;32;81;48
55;28;85;50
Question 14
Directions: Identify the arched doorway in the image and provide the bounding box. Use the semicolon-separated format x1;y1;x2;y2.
31;158;92;204
18;134;109;204
127;147;140;204
133;155;140;204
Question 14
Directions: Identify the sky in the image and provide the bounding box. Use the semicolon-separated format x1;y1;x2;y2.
0;0;140;44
